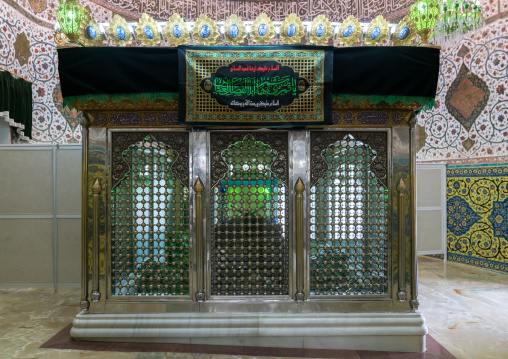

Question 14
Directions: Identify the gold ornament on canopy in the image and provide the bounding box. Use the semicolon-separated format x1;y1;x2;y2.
364;15;389;46
251;13;275;45
54;31;69;47
164;13;189;46
135;13;160;46
191;14;219;46
78;14;103;47
107;14;133;46
280;13;305;45
224;15;247;45
392;16;417;46
309;15;333;45
337;15;362;46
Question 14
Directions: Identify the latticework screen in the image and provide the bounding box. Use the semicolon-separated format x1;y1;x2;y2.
309;135;388;296
111;135;190;296
211;135;289;296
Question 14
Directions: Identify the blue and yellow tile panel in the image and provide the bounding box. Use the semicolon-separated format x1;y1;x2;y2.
447;164;508;274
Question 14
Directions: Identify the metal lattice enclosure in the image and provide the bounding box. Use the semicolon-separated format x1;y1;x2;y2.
111;135;190;296
309;134;389;296
210;134;289;296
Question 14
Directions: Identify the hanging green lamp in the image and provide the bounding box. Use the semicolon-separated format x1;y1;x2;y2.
409;0;441;47
56;0;88;45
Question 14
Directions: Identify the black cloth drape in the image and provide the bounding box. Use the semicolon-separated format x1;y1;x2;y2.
0;71;33;139
58;46;440;100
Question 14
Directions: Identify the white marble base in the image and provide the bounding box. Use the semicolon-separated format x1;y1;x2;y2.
71;312;427;352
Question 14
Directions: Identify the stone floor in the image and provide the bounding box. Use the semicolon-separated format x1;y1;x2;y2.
418;256;508;359
0;256;507;359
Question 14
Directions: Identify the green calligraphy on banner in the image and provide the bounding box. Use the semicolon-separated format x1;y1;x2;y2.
199;60;309;111
178;46;333;125
213;75;297;97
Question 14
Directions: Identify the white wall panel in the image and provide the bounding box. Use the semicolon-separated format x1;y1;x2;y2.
56;145;81;215
416;164;447;257
0;146;53;214
57;218;81;284
0;218;53;283
0;145;82;287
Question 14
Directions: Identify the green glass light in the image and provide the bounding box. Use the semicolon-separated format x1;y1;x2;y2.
433;0;485;47
409;0;441;46
56;0;88;43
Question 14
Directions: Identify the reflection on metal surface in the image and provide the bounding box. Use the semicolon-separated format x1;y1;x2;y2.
191;130;207;300
311;131;388;187
210;133;289;296
294;177;305;302
194;177;205;302
91;178;102;302
391;126;410;307
80;128;90;311
87;128;107;313
111;132;189;189
409;116;420;311
309;133;389;296
111;135;190;296
210;132;288;188
80;127;419;313
397;177;407;302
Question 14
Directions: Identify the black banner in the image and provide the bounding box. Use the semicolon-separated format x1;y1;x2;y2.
178;46;333;126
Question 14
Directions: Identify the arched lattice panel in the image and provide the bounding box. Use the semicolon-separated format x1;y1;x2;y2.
309;132;389;296
111;134;190;296
210;133;289;296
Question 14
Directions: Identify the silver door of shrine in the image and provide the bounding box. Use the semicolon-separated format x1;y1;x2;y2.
80;127;416;314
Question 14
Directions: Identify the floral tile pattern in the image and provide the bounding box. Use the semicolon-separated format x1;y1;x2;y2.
417;12;508;163
481;0;499;19
447;195;482;236
445;63;490;132
0;0;112;143
446;165;508;273
27;0;47;14
13;32;31;67
488;198;508;241
2;0;506;145
503;0;508;13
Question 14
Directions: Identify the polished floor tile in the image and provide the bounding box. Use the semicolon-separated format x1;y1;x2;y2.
0;256;507;358
418;256;508;359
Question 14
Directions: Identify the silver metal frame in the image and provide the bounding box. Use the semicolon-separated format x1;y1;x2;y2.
206;129;293;301
105;128;192;303
305;127;392;301
391;126;411;307
409;117;419;311
291;130;308;301
84;126;416;314
191;129;208;301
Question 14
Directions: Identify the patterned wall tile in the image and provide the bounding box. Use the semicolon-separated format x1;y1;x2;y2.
417;16;508;164
0;0;112;143
5;0;57;25
503;0;508;14
481;0;499;19
447;165;508;273
1;0;504;145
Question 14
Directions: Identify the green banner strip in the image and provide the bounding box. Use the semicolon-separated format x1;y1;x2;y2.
334;94;435;112
62;92;178;109
63;92;435;114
